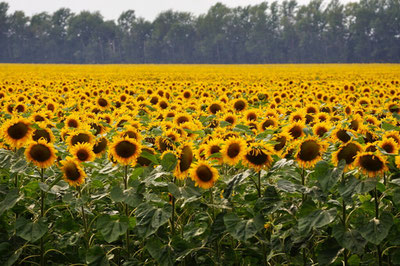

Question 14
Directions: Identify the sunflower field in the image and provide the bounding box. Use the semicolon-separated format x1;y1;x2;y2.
1;64;400;265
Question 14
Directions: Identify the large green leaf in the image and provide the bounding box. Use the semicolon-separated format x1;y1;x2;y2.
110;186;142;207
0;189;22;216
332;224;367;254
223;170;251;199
223;213;264;241
15;217;47;242
161;152;177;172
135;203;172;237
146;237;173;266
86;245;110;266
96;215;129;243
298;208;337;236
359;212;393;245
317;238;342;265
315;160;345;192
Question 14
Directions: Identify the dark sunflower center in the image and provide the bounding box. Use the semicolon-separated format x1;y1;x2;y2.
98;98;108;107
7;122;29;140
67;119;79;128
179;146;193;172
298;140;320;162
350;120;359;131
90;123;102;135
115;140;136;158
210;145;221;155
93;138;107;154
227;143;241;158
183;92;191;98
289;125;303;139
225;116;234;124
337;143;361;164
382;143;394;153
29;144;51;162
209;104;222;114
196;165;213;182
124;131;138;139
359;155;384;172
64;162;81;181
71;133;90;145
274;136;286;151
246;149;269;166
33;129;51;142
77;149;89;161
234;100;245;111
177;116;189;124
262;119;275;129
316;127;328;137
336;129;351;143
247;113;257;121
159;138;174;151
34;115;45;122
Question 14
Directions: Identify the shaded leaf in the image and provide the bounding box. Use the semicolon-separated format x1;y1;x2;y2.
359;212;393;245
96;215;129;243
15;217;47;242
224;213;264;241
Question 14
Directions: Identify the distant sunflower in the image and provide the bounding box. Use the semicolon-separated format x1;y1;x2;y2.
2;117;33;148
295;137;327;168
61;157;86;187
25;139;57;168
70;142;95;163
272;132;293;155
190;161;219;189
331;127;353;143
332;141;363;169
355;152;387;177
204;138;224;163
32;124;55;143
110;137;142;165
67;130;94;146
222;137;247;166
312;122;331;138
155;136;175;152
232;98;247;112
174;143;194;179
378;138;399;154
244;144;273;171
259;117;278;131
284;122;305;140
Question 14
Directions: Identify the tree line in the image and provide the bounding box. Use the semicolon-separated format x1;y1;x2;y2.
0;0;399;64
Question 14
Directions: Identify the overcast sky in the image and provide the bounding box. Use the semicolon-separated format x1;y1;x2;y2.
6;0;353;21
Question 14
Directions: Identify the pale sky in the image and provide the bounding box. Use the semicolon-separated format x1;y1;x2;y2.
6;0;353;21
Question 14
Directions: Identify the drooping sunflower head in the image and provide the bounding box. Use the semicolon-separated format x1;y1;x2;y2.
355;152;387;178
331;127;353;143
244;143;274;172
272;132;293;155
110;136;142;166
174;143;194;180
221;137;247;166
61;157;86;187
70;142;96;163
25;139;57;168
259;117;278;131
190;161;219;189
155;136;175;152
295;137;328;168
283;121;305;140
332;141;363;169
2;117;33;148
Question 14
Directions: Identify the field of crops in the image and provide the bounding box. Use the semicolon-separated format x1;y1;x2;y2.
1;64;400;265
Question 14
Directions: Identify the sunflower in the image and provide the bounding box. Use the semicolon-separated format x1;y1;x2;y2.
110;136;142;165
204;138;224;163
32;125;55;143
312;122;331;138
244;143;273;171
66;129;94;146
259;117;278;131
61;157;86;187
331;127;354;143
331;141;363;169
25;139;57;168
190;161;219;189
272;132;293;155
1;117;33;148
93;137;108;156
355;152;388;177
208;101;224;115
174;143;194;180
70;142;96;163
378;138;399;154
155;136;175;152
383;131;400;144
221;137;247;166
222;113;237;127
232;98;247;112
120;126;142;142
284;121;305;140
65;114;81;129
295;137;328;168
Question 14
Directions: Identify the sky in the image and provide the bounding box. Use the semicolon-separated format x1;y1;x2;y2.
6;0;353;21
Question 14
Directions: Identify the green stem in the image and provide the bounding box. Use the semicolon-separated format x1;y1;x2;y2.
123;165;130;256
301;167;306;202
39;168;45;266
170;177;176;234
78;187;90;249
257;171;262;198
341;173;348;266
374;187;382;266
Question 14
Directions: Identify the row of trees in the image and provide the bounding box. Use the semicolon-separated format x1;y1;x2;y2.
0;0;399;63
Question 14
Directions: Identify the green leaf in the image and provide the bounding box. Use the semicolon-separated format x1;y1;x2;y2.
382;122;399;131
332;224;367;254
161;152;177;172
110;186;124;202
10;158;28;173
359;212;393;245
135;203;172;237
168;183;181;198
223;170;251;199
123;188;143;207
223;213;264;241
96;215;129;243
317;238;342;265
146;237;173;266
4;249;22;266
0;189;22;216
86;245;110;266
15;217;47;242
277;179;302;193
315;160;345;192
298;208;337;236
139;150;159;165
